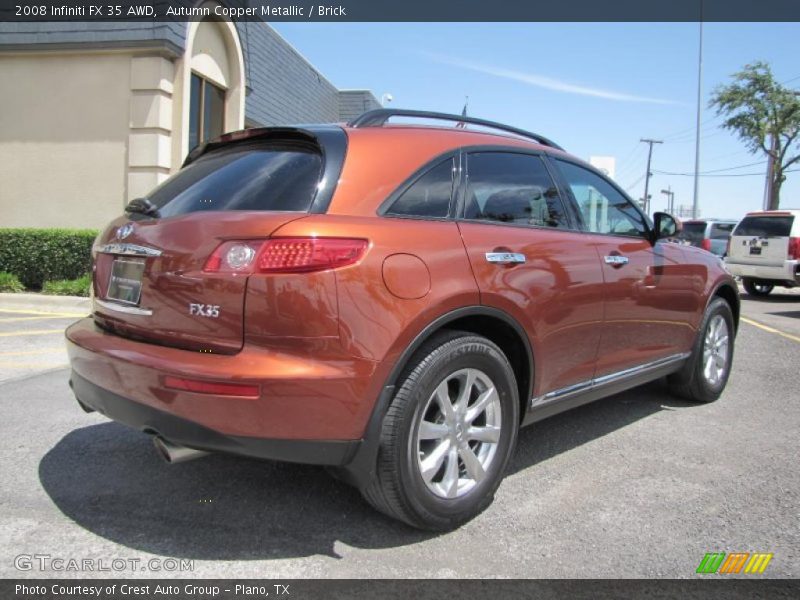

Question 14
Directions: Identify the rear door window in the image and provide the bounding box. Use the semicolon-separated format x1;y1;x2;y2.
734;216;794;237
463;152;569;228
146;143;323;217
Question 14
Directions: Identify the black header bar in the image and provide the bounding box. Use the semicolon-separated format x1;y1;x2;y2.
1;0;800;22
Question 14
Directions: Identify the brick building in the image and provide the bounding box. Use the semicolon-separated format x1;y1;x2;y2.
0;4;380;228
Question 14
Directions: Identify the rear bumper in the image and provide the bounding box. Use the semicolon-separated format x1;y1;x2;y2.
724;258;799;285
70;371;359;465
66;317;383;444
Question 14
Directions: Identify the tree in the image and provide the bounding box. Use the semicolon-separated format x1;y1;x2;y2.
710;61;800;210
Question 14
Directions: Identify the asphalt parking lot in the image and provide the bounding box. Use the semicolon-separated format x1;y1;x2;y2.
0;288;798;579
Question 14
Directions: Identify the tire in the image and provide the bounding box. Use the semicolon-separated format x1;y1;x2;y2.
742;278;774;297
361;330;519;531
668;297;735;403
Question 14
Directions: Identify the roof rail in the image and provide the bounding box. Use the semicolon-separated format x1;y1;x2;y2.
347;108;564;151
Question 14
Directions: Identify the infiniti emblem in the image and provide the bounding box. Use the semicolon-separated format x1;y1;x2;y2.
116;223;135;240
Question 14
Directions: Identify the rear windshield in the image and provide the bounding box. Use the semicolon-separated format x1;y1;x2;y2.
734;215;794;237
678;222;706;243
145;142;323;217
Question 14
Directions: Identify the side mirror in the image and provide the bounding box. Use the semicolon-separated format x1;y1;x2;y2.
652;212;681;242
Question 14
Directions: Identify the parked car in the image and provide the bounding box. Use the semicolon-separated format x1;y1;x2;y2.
725;209;800;296
676;219;737;256
66;109;740;530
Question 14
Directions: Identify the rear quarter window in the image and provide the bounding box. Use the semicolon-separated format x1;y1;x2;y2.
385;159;454;218
734;216;794;237
146;142;323;217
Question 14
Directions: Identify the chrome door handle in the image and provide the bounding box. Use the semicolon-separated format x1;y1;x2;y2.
485;252;526;264
604;255;629;266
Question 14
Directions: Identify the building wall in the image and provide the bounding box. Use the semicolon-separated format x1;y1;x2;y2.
237;22;341;126
339;90;382;122
0;53;132;228
0;16;380;229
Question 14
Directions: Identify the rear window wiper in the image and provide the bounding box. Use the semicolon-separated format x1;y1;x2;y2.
125;197;161;218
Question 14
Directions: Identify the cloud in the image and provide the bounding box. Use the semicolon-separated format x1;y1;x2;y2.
424;52;680;105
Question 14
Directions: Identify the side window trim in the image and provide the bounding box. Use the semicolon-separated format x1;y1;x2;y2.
377;152;458;220
457;149;577;231
547;155;654;239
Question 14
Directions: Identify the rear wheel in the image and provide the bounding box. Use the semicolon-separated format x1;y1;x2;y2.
361;331;519;530
668;297;735;403
742;278;774;297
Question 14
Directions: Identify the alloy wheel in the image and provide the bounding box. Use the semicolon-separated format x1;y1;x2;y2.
414;368;502;499
702;314;730;386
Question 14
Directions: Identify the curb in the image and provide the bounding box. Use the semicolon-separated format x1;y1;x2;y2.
0;292;91;314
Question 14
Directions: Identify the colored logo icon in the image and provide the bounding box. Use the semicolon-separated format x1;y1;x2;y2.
696;552;773;574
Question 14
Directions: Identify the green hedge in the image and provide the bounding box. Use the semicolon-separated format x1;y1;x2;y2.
0;229;99;289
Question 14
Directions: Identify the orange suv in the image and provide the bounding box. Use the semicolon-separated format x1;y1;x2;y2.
66;109;739;530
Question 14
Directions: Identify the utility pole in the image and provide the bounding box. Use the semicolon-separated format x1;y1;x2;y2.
661;187;675;213
692;19;704;219
641;138;663;214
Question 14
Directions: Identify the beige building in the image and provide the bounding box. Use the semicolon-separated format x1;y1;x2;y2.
0;7;379;229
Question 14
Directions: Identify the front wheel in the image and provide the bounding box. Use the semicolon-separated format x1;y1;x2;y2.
742;278;774;297
361;331;519;530
668;297;735;403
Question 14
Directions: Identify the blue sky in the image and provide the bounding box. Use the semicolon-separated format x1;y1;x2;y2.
272;22;800;220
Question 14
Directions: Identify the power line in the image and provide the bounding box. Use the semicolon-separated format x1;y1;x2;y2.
654;160;766;176
654;168;800;177
615;150;648;179
624;173;646;191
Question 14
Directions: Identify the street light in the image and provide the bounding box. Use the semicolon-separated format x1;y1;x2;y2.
381;93;394;106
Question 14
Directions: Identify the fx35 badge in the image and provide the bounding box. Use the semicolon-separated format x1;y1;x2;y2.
189;303;220;318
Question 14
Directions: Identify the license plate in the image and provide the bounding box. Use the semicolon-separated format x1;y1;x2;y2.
749;246;762;256
107;259;145;305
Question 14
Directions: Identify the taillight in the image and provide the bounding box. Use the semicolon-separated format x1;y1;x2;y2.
204;237;368;274
700;238;712;252
204;241;264;273
257;238;368;273
789;237;799;260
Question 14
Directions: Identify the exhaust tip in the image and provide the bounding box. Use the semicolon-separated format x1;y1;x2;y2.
153;436;209;464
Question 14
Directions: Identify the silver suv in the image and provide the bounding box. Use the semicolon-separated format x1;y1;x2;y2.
676;219;737;257
725;209;800;296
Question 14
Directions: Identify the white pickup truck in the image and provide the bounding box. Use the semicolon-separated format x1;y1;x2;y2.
725;209;800;296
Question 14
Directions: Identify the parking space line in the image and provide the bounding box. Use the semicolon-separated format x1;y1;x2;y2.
740;316;800;343
0;361;69;369
0;329;65;337
0;316;80;323
0;347;65;357
0;309;87;317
